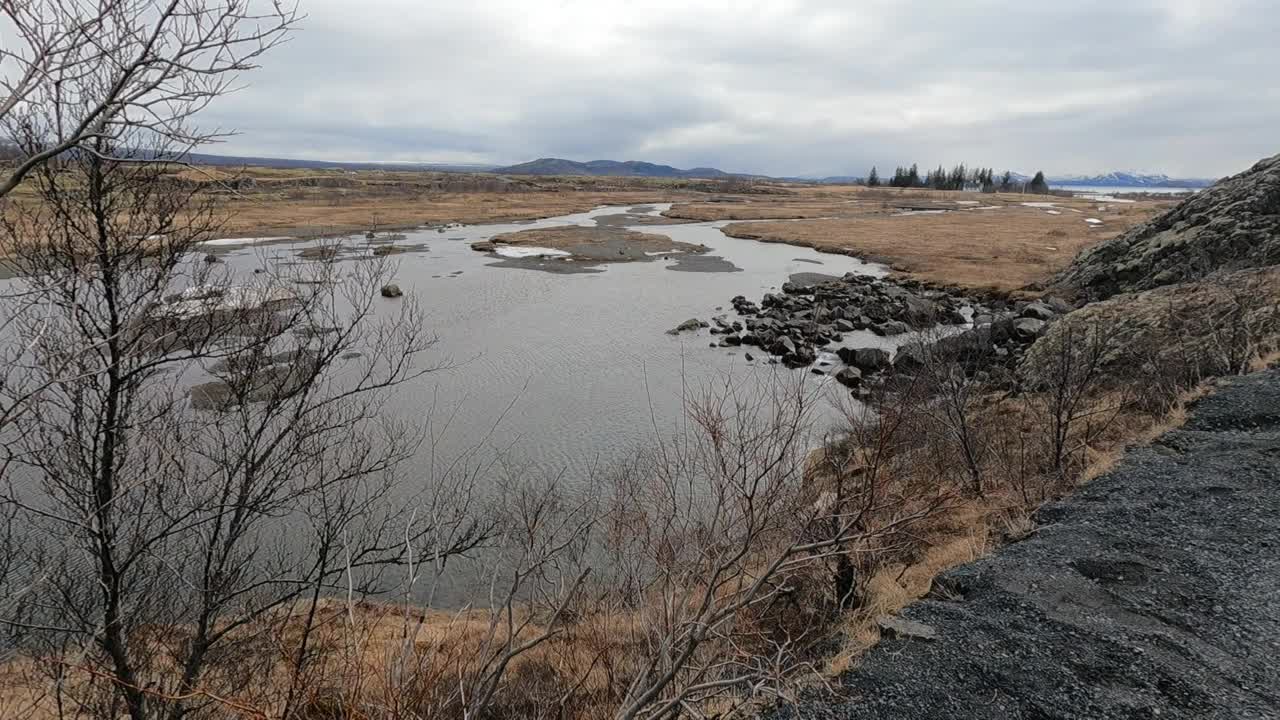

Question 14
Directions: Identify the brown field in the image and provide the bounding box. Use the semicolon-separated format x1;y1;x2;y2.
3;164;1175;292
666;187;1173;293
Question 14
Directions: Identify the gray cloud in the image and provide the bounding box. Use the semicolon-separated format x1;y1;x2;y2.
201;0;1280;177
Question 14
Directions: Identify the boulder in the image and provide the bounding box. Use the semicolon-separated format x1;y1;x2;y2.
784;345;816;368
666;318;702;335
1021;302;1056;321
203;253;223;264
902;296;941;327
839;347;892;373
834;367;862;388
1012;317;1048;341
770;336;797;357
379;283;403;298
875;320;909;336
894;343;928;371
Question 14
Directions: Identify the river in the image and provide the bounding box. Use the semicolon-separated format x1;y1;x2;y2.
206;204;897;488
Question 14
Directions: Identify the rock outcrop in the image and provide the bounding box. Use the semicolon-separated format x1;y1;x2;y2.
1055;153;1280;301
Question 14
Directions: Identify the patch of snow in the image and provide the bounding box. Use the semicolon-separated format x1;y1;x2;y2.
492;246;571;259
893;209;949;216
1020;202;1058;208
973;205;1001;210
202;236;292;246
954;200;981;205
644;250;684;256
1046;210;1062;215
1085;218;1104;225
158;285;297;318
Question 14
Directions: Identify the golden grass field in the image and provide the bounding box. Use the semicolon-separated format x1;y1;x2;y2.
3;164;1176;294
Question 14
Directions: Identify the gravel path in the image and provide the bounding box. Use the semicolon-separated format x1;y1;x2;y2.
779;368;1280;720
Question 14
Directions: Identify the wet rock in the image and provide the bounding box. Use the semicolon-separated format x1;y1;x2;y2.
875;320;910;336
771;336;797;356
784;345;816;369
667;318;703;335
203;253;222;264
373;245;406;256
380;283;403;298
839;347;892;373
835;367;863;388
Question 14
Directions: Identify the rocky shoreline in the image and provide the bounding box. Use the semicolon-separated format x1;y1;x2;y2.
669;271;1075;389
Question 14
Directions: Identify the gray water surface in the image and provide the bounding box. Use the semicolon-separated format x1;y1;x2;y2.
207;205;894;484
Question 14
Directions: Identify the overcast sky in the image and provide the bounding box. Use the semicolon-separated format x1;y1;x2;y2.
203;0;1280;178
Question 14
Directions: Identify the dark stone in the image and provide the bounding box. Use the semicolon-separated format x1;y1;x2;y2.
380;283;403;298
835;367;863;388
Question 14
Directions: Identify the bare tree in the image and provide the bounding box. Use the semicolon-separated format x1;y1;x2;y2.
0;0;298;198
1024;321;1125;476
0;119;496;719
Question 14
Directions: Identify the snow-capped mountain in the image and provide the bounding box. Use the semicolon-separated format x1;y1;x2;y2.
1049;171;1214;188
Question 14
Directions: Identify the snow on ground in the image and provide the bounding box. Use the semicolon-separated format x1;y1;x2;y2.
1046;210;1062;215
954;200;981;205
1020;202;1058;208
1085;218;1104;225
492;246;571;259
202;237;293;248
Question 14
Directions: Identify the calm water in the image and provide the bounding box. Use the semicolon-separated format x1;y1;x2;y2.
210;204;897;485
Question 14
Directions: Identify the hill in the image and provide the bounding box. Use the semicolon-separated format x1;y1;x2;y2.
491;158;739;179
1055;152;1280;300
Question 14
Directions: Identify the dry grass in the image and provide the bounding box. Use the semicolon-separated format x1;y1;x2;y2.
694;189;1169;292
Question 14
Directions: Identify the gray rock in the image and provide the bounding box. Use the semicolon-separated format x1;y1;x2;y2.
1021;302;1056;321
1012;317;1048;340
380;283;403;298
771;336;797;356
666;318;702;335
877;320;910;336
839;347;892;372
1054;152;1280;299
834;367;862;388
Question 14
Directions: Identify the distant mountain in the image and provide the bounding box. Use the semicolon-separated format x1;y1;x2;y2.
1049;171;1214;189
180;152;497;173
491;158;738;179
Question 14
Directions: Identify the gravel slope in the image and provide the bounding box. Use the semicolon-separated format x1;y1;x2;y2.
779;368;1280;720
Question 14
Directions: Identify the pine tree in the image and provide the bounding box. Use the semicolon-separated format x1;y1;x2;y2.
908;163;921;188
1029;170;1049;194
999;170;1013;193
867;166;880;187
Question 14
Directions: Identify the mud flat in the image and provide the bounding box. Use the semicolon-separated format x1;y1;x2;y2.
471;226;712;273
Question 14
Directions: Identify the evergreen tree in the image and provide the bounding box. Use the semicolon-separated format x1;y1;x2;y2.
999;170;1013;193
867;166;880;187
908;163;921;188
1029;170;1050;194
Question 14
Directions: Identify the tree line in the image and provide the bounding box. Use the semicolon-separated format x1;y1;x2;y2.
867;163;1050;194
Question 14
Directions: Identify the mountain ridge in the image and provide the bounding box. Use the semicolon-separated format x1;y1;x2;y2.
490;158;743;179
162;150;1217;187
